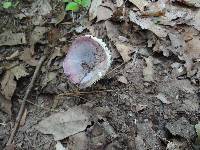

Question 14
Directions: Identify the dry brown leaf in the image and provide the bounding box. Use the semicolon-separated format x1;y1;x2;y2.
89;0;103;21
105;21;135;60
129;0;148;12
117;76;128;84
173;0;200;7
115;43;132;62
55;141;66;150
0;92;11;115
1;71;17;100
143;56;154;82
47;47;63;67
142;0;166;16
10;65;29;80
189;10;200;31
0;31;26;46
37;106;90;140
68;132;89;150
19;48;39;66
20;108;27;126
30;26;48;46
96;6;113;22
129;10;168;38
42;71;57;88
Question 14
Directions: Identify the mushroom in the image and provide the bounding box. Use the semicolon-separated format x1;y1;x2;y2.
63;35;112;88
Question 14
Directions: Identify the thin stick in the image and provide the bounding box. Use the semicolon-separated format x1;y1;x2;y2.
58;89;113;97
6;56;46;146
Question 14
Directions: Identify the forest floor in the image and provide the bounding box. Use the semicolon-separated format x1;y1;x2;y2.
0;0;200;149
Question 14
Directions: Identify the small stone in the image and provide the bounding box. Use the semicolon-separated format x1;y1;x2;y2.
165;117;196;140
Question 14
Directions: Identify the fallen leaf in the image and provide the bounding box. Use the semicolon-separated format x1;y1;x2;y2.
42;71;57;88
115;42;132;62
173;0;200;7
37;106;90;140
190;10;200;31
20;109;27;126
10;65;29;80
30;26;48;46
96;6;113;22
143;56;154;82
55;141;66;150
105;21;134;60
116;0;124;7
142;0;166;17
0;31;26;46
129;10;168;38
156;93;172;104
1;71;17;100
29;0;52;16
68;132;89;150
0;92;11;115
89;0;103;21
129;0;148;12
47;47;63;67
117;76;128;84
19;48;39;66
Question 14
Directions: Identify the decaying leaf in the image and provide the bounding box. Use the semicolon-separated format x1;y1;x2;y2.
0;92;11;115
0;31;26;46
143;56;154;82
1;71;17;100
117;76;128;84
129;10;168;38
115;43;132;62
89;0;102;21
96;6;113;22
30;26;48;46
37;106;90;140
10;65;29;80
29;0;52;16
68;132;89;150
19;48;39;66
142;0;166;16
129;0;148;12
42;71;57;88
173;0;200;7
55;141;66;150
47;47;63;67
105;21;134;61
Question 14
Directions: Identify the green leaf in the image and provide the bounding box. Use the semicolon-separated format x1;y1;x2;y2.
81;0;91;8
2;1;12;9
65;2;79;11
74;0;82;5
63;0;69;2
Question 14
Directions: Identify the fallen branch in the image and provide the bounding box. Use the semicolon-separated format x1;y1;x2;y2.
6;56;46;146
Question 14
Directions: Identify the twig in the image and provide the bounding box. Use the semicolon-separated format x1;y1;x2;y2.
58;89;113;97
6;56;46;146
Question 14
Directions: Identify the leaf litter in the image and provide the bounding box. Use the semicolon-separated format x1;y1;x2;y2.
1;0;200;149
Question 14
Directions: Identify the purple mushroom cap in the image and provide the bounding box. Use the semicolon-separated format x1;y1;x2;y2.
63;35;111;88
